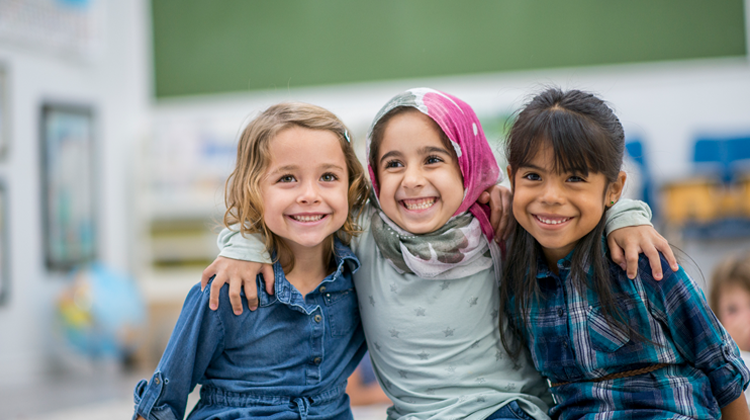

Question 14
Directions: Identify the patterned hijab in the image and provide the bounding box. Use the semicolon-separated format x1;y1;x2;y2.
367;88;501;279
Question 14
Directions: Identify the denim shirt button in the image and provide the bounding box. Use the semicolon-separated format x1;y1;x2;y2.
319;286;326;293
313;357;322;365
155;377;160;385
314;314;322;323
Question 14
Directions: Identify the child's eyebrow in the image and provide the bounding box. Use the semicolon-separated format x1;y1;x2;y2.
519;163;546;171
269;163;345;174
320;163;346;172
269;164;298;174
379;150;402;164
379;146;452;165
419;146;451;156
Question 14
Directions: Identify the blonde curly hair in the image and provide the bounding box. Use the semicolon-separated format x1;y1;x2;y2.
224;102;369;272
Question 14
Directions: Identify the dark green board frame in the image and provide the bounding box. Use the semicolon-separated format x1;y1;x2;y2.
152;0;747;98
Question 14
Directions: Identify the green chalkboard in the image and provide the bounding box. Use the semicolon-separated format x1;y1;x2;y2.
152;0;747;98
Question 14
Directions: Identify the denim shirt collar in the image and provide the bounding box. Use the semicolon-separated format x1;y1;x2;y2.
258;238;360;313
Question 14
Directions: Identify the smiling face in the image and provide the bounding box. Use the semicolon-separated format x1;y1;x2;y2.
510;143;625;267
375;110;464;234
260;126;349;257
717;283;750;350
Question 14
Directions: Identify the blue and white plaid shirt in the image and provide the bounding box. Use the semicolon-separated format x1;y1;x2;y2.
511;247;750;420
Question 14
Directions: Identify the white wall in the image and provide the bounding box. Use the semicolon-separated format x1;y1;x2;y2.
0;0;151;384
153;57;750;189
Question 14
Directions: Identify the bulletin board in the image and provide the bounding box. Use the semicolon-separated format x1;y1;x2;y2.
40;103;96;271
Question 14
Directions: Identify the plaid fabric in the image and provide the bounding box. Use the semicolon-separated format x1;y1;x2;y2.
511;249;750;420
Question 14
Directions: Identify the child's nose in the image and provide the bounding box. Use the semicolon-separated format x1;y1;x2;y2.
298;181;321;203
540;183;565;204
402;165;425;189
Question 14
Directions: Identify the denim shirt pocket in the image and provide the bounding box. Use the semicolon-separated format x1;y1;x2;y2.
324;287;360;337
587;304;631;353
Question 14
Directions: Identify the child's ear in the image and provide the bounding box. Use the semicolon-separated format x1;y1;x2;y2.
606;171;627;206
506;166;514;191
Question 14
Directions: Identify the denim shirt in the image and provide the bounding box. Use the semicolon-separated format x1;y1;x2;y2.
133;240;366;420
511;247;750;420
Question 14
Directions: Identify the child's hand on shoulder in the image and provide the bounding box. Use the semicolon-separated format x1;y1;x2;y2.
201;257;275;314
607;226;679;280
477;184;512;242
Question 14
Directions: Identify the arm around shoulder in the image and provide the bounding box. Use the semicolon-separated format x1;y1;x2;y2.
218;225;272;264
604;198;652;234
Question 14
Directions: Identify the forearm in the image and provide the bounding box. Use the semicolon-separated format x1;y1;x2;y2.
720;395;750;420
218;226;272;263
604;198;652;235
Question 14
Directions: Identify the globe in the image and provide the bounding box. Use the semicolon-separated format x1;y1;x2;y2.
56;263;146;360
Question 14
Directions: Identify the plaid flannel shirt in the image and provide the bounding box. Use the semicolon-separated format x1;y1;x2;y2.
512;248;750;420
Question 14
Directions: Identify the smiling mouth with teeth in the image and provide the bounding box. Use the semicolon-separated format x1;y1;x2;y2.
401;198;436;210
535;215;571;225
290;214;326;222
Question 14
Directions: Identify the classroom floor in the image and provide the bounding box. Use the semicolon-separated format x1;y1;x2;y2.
0;367;388;420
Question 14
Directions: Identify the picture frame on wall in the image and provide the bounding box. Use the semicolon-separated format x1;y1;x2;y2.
0;183;8;306
41;103;96;271
0;65;8;158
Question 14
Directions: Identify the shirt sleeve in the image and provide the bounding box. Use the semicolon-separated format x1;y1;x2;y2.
133;284;226;420
643;259;750;407
603;198;653;235
217;226;272;264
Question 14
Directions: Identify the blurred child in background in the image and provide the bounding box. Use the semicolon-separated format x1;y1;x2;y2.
711;251;750;405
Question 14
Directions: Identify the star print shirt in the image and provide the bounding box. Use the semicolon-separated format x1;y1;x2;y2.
510;249;750;420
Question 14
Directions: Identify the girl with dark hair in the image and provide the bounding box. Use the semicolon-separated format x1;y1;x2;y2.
500;88;750;419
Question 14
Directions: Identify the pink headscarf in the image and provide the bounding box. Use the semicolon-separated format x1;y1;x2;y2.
366;88;500;240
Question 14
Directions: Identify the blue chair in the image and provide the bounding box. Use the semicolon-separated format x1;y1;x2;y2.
693;136;750;183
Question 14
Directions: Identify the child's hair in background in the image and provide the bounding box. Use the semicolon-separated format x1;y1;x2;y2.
223;102;370;271
499;88;628;358
710;251;750;313
368;106;456;184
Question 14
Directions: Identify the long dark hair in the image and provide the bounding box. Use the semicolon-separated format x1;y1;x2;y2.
499;88;627;358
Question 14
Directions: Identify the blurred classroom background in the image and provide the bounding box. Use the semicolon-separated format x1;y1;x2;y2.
1;0;750;418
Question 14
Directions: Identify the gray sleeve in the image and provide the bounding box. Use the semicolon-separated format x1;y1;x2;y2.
217;226;272;264
604;198;653;235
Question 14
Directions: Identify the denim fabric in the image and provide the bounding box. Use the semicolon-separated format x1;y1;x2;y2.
133;239;367;420
511;245;750;420
485;401;536;420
